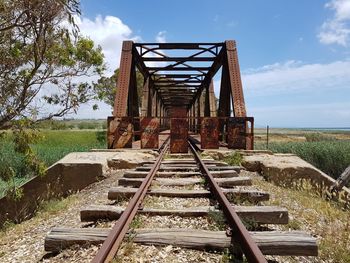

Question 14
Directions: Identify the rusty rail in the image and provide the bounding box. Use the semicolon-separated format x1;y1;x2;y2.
91;140;170;263
188;140;267;263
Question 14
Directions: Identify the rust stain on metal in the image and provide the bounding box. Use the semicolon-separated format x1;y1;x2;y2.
200;117;219;149
227;117;246;149
110;41;253;150
141;117;159;149
107;117;133;148
170;118;188;153
225;40;247;117
113;41;133;117
170;107;187;118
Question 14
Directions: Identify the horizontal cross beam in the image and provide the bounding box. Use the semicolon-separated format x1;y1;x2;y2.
148;67;210;71
143;57;215;62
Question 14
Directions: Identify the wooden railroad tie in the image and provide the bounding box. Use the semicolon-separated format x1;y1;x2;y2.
80;205;289;224
118;177;252;188
45;227;318;256
108;187;270;203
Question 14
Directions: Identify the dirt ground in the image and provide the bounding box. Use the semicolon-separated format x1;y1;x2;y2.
0;167;349;262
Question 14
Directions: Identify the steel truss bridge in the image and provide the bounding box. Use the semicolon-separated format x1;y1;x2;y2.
107;41;254;153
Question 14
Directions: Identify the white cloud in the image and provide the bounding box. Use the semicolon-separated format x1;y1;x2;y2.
75;15;140;74
250;102;350;127
155;31;167;43
72;15;140;118
212;60;350;127
242;60;350;95
318;0;350;46
243;60;350;126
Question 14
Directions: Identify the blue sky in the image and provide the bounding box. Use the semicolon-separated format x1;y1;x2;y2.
75;0;350;127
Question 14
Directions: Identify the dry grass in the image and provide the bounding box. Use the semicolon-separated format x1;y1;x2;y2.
253;177;350;263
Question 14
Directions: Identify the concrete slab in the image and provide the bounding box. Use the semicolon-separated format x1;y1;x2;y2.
107;150;158;169
56;152;117;172
242;153;350;205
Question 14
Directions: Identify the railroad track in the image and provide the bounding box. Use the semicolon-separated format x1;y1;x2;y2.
45;139;318;262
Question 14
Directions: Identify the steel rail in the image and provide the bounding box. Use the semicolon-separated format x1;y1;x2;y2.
91;140;170;263
188;140;267;263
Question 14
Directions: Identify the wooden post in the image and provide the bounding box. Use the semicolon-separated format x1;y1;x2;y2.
266;125;269;149
331;166;350;193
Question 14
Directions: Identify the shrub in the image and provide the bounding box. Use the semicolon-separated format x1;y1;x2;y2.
77;122;98;129
224;152;243;166
305;132;336;142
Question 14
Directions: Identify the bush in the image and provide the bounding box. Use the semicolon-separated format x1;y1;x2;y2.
305;133;336;142
77;122;98;129
224;152;243;166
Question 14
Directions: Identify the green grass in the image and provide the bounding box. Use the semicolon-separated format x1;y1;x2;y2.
32;130;106;166
0;130;106;197
256;140;350;179
223;152;243;166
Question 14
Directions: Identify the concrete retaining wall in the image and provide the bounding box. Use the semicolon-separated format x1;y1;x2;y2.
0;162;103;227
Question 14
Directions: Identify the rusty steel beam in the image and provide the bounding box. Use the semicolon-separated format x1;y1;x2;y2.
143;57;215;62
188;141;267;263
157;88;197;92
155;85;201;89
135;42;223;48
209;80;217;117
161;74;204;78
225;40;247;117
132;46;149;79
200;117;219;149
148;67;210;71
141;77;150;117
154;80;202;84
187;47;225;110
204;85;210;117
128;62;139;118
218;61;231;118
113;41;134;117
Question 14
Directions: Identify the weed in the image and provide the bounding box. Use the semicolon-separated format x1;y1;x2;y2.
220;248;233;262
253;177;350;262
285;219;301;230
130;215;143;229
242;218;260;231
208;209;226;231
0;130;106;196
224;152;243;166
0;220;15;232
305;132;336;142
38;196;77;215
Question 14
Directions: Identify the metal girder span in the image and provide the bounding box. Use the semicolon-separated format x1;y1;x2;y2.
108;40;253;151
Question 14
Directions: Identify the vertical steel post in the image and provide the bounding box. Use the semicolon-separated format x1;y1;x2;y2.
113;41;134;117
225;40;247;117
141;77;150;117
196;98;201;133
204;84;210;117
209;80;217;117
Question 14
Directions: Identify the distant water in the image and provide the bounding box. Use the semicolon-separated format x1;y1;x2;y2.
304;127;350;131
302;128;350;132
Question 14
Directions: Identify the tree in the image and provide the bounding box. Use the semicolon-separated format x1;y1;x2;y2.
0;0;105;129
0;0;104;198
94;68;144;108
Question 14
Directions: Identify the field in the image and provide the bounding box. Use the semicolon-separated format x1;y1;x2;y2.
1;123;350;197
0;128;106;197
